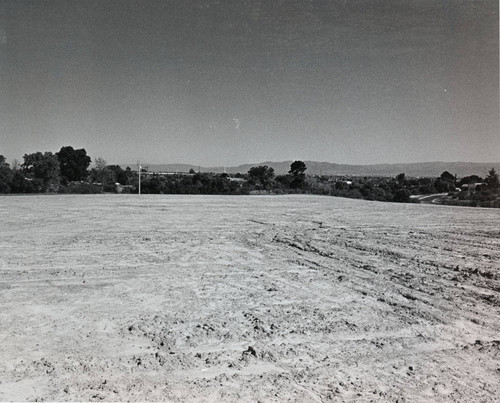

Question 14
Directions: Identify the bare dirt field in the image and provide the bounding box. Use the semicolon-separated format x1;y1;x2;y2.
0;194;499;402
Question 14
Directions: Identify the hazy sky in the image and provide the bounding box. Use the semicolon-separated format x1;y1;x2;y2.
1;0;498;166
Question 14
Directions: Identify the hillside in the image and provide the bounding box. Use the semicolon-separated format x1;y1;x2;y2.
124;161;500;178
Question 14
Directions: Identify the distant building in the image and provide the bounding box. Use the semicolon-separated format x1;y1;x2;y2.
460;183;485;191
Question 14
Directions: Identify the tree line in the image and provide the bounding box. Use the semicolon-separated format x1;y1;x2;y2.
0;146;498;207
304;169;499;207
0;147;136;194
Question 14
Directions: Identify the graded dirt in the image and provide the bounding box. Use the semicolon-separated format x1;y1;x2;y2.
0;195;498;402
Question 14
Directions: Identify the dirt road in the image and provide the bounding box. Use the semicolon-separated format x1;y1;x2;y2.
1;195;499;401
410;193;449;204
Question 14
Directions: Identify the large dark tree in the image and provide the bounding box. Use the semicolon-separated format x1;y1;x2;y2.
289;160;307;176
56;146;91;182
22;152;61;191
434;170;456;192
0;155;13;193
396;173;406;184
484;168;499;191
248;165;275;190
289;160;307;188
440;171;455;183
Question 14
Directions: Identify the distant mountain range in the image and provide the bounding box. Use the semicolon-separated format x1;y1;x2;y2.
123;161;500;178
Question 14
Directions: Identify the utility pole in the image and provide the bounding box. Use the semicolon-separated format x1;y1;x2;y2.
137;160;141;195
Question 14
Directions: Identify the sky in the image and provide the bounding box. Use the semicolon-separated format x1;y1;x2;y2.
0;0;498;166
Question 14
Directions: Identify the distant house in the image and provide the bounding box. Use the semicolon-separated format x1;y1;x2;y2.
460;183;485;191
228;177;245;183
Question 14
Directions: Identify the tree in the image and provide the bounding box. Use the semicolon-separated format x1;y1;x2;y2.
56;146;91;182
484;168;499;191
9;170;40;193
434;178;455;193
435;170;456;193
289;160;307;176
11;159;20;171
275;174;291;188
393;187;411;203
107;165;129;185
89;158;116;191
440;171;455;183
289;160;307;188
0;155;13;193
22;152;61;192
248;165;275;190
93;157;107;171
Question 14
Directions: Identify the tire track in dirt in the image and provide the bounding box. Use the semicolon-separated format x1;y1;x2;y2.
234;212;499;401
